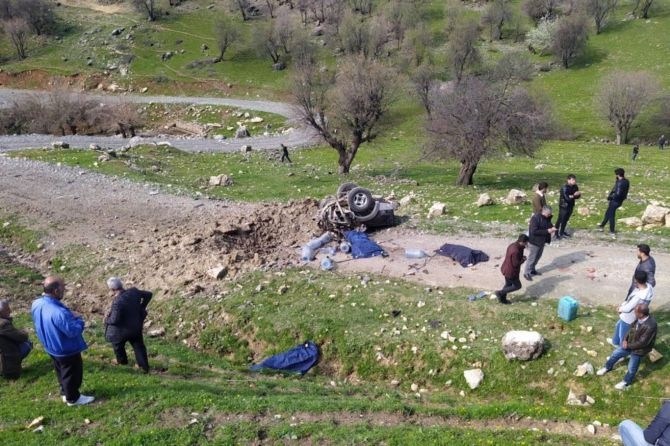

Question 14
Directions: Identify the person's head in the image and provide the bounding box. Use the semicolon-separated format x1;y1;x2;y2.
0;299;10;318
566;174;576;185
634;270;648;286
635;303;650;320
541;205;553;217
537;181;548;192
43;276;65;300
637;243;651;260
615;168;625;178
517;234;529;247
106;277;124;292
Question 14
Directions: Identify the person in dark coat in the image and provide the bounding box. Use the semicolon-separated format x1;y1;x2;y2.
555;174;581;239
627;243;656;296
597;303;657;390
631;144;639;161
598;167;630;237
494;234;528;305
659;134;666;150
280;143;292;163
524;206;556;281
105;277;152;373
0;299;32;379
619;400;670;446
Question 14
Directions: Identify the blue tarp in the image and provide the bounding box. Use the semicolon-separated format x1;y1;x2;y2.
250;341;319;375
435;243;489;267
344;231;385;259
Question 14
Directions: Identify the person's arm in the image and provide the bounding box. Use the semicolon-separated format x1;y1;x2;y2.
55;311;85;338
643;260;656;287
619;292;640;314
106;298;122;325
644;403;670;443
560;185;571;205
0;322;29;343
139;290;153;310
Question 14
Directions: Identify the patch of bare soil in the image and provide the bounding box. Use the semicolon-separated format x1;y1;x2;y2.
56;0;131;14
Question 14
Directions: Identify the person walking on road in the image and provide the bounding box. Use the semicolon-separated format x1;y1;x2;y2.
524;206;557;281
105;277;152;374
494;234;528;305
555;174;581;239
598;168;629;237
280;143;292;163
31;276;94;406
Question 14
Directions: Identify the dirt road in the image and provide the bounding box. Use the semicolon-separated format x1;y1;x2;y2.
1;155;665;310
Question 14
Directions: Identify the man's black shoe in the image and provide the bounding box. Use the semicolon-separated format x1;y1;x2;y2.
499;299;512;305
523;273;533;281
530;270;542;276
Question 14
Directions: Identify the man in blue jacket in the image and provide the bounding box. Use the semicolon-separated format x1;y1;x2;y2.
31;276;94;406
619;400;670;446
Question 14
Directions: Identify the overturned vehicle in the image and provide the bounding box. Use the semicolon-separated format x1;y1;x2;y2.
318;183;396;233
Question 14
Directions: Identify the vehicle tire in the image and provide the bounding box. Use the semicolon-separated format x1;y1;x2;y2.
355;201;380;223
337;182;358;198
348;187;375;214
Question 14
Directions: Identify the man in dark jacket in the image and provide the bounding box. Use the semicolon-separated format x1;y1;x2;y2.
0;299;32;379
597;304;657;390
628;243;656;296
494;234;528;305
598;167;630;237
555;174;581;239
619;400;670;446
105;277;152;373
524;206;556;281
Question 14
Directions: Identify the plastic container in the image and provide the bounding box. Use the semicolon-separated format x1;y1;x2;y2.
320;246;337;256
405;249;428;259
339;242;351;254
321;257;334;271
301;246;316;261
558;296;579;322
306;232;333;250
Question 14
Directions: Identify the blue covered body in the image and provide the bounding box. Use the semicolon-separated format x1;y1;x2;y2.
250;341;319;375
344;231;385;259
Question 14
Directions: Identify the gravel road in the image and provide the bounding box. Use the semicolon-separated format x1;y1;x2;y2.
0;88;319;153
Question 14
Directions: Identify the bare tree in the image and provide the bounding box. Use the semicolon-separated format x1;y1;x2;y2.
16;0;56;36
349;0;373;15
274;8;297;54
583;0;618;34
481;0;513;41
229;0;251;21
597;71;659;145
652;95;670;132
522;0;561;24
213;15;241;62
253;21;283;64
446;17;481;83
291;55;397;174
132;0;158;21
383;0;418;49
2;18;30;59
308;0;346;25
264;0;280;17
426;69;553;186
411;62;439;117
550;14;589;68
338;11;390;59
632;0;654;18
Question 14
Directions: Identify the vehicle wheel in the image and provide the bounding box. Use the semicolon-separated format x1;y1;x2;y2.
354;201;380;223
337;182;358;198
348;187;375;214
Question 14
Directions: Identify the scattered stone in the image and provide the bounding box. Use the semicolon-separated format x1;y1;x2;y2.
27;416;44;430
649;348;663;363
240;145;252;153
587;424;596;435
278;285;289;295
566;389;595;406
410;383;419;392
89;144;101;151
641;204;670;225
272;62;286;71
399;192;416;207
32;425;44;433
235;125;251;138
141;87;148;93
147;328;166;337
574;362;594;377
390;379;400;387
577;207;591;216
505;189;527;205
463;368;484;389
111;27;125;36
52;141;69;149
248;117;264;123
207;266;228;280
501;330;544;361
547;367;554;375
534;164;545;170
84;418;91;425
619;216;643;228
427;202;446;218
476;193;494;207
209;174;233;187
440;331;450;339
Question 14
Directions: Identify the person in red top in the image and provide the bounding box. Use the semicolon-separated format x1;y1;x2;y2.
494;234;529;305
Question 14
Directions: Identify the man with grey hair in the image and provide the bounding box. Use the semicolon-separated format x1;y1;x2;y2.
524;205;557;281
104;277;152;373
0;299;33;379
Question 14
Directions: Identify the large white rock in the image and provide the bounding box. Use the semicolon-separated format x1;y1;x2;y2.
427;202;446;218
399;192;416;207
505;189;527;205
463;368;484;389
209;174;233;187
642;204;670;225
501;330;544;360
618;217;643;227
476;193;494;207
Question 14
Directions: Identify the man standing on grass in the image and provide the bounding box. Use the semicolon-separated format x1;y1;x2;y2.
105;277;152;374
555;174;581;239
524;206;556;281
597;303;657;390
0;299;33;379
611;271;653;348
32;276;94;406
531;181;548;215
494;234;528;305
598;168;629;237
659;134;666;150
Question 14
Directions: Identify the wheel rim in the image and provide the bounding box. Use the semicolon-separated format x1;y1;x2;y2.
352;192;369;208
